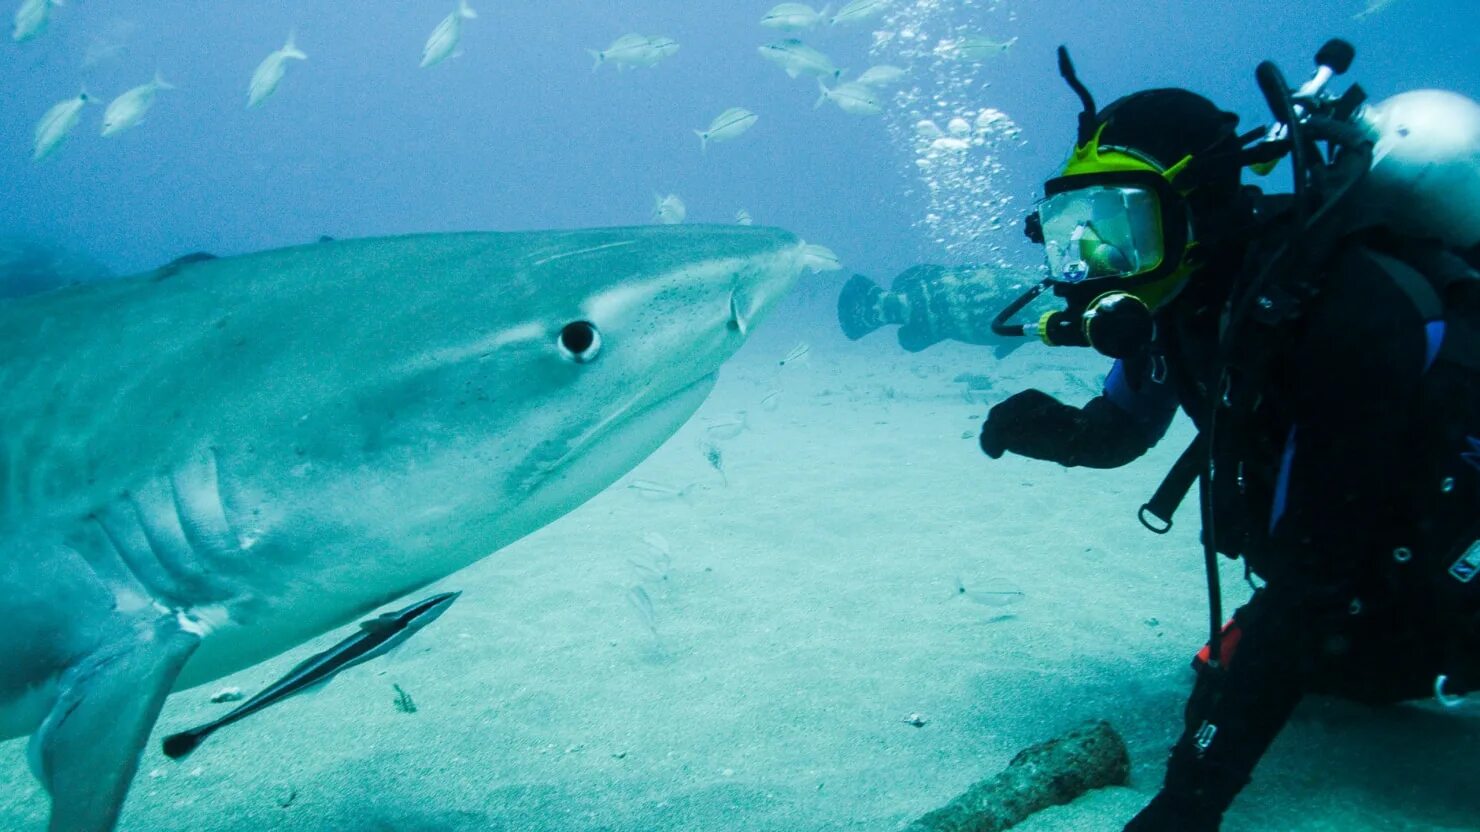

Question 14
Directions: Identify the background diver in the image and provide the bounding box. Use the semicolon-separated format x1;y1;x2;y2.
863;40;1480;830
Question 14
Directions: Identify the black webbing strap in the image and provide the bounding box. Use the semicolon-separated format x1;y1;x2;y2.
1140;433;1208;534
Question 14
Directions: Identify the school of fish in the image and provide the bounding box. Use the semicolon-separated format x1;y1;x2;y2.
15;0;1013;243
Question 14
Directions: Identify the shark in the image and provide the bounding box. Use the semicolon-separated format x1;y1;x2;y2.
0;225;807;831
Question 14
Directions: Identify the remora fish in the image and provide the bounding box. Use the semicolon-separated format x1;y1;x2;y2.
0;225;806;832
32;90;91;162
837;264;1036;357
12;0;61;42
694;107;758;152
101;71;174;137
161;591;461;759
247;30;307;108
420;0;477;69
760;3;830;30
758;38;843;80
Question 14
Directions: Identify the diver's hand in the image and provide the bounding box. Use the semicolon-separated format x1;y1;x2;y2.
1123;791;1222;832
979;388;1073;460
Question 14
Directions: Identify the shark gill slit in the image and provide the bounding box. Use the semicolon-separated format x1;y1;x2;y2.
92;506;196;609
129;477;222;600
168;448;242;584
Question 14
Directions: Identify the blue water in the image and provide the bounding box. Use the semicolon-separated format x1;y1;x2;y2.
3;3;1480;831
3;1;1475;276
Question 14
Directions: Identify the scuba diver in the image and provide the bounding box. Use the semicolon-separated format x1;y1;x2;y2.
968;41;1480;829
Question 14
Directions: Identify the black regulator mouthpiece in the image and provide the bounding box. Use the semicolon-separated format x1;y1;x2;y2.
1082;293;1154;359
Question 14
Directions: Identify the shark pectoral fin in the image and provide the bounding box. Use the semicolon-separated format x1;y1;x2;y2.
30;616;200;832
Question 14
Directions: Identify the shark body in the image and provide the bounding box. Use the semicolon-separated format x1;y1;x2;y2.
0;226;805;831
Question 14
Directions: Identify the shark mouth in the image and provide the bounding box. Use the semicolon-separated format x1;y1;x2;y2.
507;372;719;497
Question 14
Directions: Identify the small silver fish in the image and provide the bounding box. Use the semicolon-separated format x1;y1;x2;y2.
248;31;307;108
646;36;680;61
589;33;653;71
627;585;658;637
816;80;883;116
779;342;811;366
695;107;758;152
32;90;91;162
704;411;748;440
830;0;890;26
420;0;477;69
954;575;1026;607
1355;0;1401;20
627;479;704;500
653;193;686;225
590;33;676;71
938;35;1017;62
629;558;665;584
761;3;831;30
641;532;671;558
855;65;906;87
12;0;61;43
758;38;843;80
735;208;754;226
800;243;842;272
101;71;174;137
761;389;782;411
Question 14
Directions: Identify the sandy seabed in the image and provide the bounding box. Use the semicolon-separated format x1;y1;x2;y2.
3;291;1478;832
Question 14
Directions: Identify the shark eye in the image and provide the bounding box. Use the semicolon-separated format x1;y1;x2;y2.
558;320;602;364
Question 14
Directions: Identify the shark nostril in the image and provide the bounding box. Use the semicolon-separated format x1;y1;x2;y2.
727;292;749;336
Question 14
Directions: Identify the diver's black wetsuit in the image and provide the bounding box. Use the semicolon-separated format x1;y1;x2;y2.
982;233;1480;827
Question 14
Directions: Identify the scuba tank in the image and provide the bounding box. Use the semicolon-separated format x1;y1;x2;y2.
1354;89;1480;250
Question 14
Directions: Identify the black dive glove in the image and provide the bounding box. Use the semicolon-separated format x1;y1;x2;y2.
979;389;1086;462
982;384;1065;455
980;388;1156;467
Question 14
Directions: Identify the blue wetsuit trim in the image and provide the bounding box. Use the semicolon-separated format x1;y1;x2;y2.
1424;321;1445;373
1104;360;1178;445
1269;426;1297;535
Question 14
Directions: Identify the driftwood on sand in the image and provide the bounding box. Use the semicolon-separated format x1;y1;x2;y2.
906;720;1130;832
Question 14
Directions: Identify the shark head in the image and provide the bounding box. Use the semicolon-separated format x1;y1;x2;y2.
0;225;807;684
400;225;807;516
168;225;810;615
0;225;810;827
